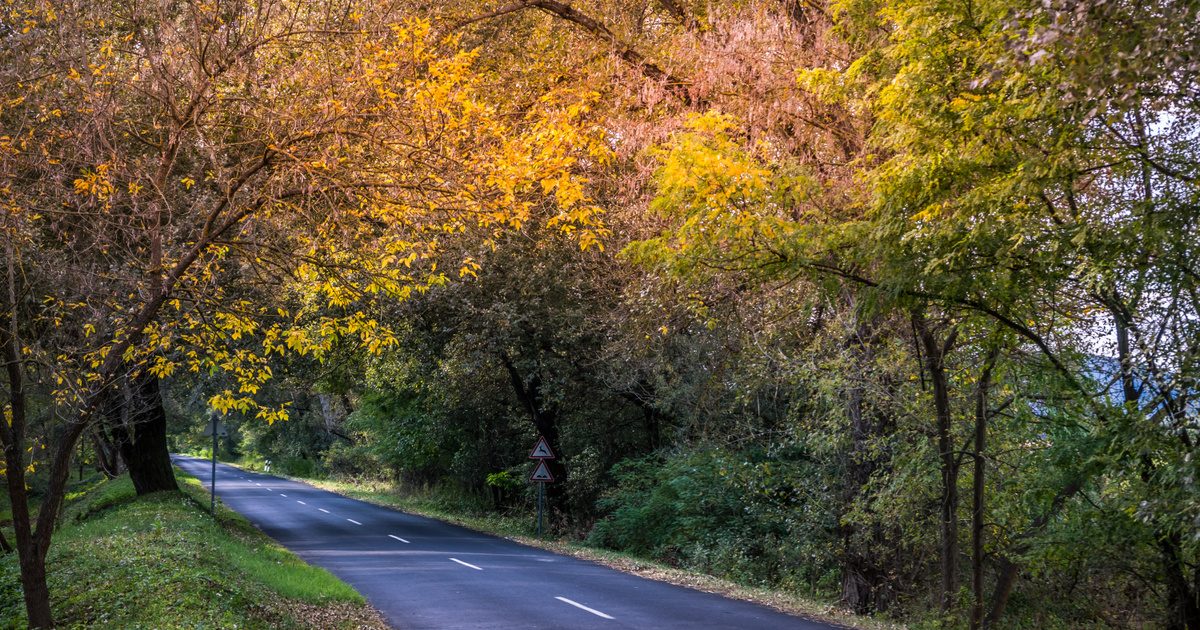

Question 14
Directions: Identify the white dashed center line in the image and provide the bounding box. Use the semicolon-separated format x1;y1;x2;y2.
296;501;307;505
318;508;331;514
280;494;287;497
266;487;274;491
449;558;483;571
555;597;614;620
255;482;261;486
388;534;410;543
347;518;362;525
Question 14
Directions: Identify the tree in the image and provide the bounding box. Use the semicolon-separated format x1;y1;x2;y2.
0;1;608;625
817;0;1200;623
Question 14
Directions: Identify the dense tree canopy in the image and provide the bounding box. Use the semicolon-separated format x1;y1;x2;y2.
2;0;1197;628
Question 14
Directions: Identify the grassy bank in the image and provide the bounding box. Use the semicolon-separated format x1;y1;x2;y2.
218;458;901;630
0;471;384;629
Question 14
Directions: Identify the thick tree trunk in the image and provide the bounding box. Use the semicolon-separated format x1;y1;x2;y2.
619;386;670;452
3;464;54;627
116;374;179;495
98;370;177;494
841;378;880;614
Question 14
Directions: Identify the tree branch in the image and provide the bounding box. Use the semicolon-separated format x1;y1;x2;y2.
453;0;698;106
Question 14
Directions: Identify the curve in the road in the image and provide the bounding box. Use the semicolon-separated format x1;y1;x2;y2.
172;455;843;630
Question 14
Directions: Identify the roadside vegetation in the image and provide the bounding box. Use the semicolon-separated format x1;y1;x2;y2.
0;473;383;629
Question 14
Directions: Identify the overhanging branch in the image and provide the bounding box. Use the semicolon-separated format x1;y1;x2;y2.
453;0;697;106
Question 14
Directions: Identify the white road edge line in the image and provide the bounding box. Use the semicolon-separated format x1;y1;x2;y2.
318;508;331;514
388;534;410;543
347;518;362;525
297;501;307;505
449;558;482;571
555;597;614;620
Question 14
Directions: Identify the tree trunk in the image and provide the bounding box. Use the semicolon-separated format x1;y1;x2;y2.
91;430;122;478
1159;531;1200;630
98;370;178;494
3;460;54;627
838;314;896;614
2;240;56;628
841;377;880;614
1111;306;1199;629
116;374;179;495
970;350;998;630
984;556;1020;628
16;542;52;628
500;353;567;508
985;472;1087;626
619;385;670;452
915;311;960;613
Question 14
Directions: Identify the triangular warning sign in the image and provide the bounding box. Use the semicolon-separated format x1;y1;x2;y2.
529;460;555;482
528;436;556;460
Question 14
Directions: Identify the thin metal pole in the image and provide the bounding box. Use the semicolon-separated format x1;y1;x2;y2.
536;481;544;537
210;414;217;516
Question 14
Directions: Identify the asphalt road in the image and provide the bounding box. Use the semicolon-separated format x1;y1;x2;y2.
172;455;839;629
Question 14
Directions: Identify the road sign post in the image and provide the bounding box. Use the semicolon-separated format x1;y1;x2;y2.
528;436;556;537
201;412;227;516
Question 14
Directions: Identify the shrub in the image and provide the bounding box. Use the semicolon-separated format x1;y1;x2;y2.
588;447;839;594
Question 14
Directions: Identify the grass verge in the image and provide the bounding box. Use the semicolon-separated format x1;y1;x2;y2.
220;459;902;630
0;471;386;629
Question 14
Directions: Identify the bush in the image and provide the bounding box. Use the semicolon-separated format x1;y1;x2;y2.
278;456;323;478
588;447;839;594
342;390;456;482
324;441;387;480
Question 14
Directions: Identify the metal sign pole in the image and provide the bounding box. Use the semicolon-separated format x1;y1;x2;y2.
536;481;544;537
527;435;555;538
210;412;218;516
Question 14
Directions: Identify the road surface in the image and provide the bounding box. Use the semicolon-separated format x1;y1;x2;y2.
172;455;839;629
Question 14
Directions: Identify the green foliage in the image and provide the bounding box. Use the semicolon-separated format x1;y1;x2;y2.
485;471;521;491
342;390;454;482
590;449;839;593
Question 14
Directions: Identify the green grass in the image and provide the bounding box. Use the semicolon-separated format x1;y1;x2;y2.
175;472;364;606
0;471;383;629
